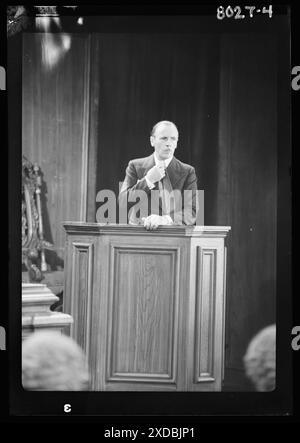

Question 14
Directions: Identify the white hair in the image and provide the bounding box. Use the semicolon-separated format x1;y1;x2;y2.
243;324;276;391
22;330;90;391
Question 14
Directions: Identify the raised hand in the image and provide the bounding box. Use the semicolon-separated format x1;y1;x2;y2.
145;165;165;185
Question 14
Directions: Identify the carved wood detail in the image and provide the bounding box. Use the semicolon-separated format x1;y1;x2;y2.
22;155;54;281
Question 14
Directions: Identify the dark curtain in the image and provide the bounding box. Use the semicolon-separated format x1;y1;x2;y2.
95;33;278;389
217;34;277;388
96;33;220;213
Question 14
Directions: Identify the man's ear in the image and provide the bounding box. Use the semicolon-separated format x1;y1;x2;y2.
150;136;155;147
174;136;179;149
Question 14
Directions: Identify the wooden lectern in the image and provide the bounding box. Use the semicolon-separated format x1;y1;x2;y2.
63;223;230;391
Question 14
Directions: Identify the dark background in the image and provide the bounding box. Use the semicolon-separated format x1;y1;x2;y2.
5;6;294;418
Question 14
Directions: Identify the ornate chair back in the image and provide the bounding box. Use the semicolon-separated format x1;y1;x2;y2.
22;155;53;281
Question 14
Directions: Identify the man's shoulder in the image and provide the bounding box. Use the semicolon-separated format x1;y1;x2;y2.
173;157;195;173
127;155;195;173
129;155;153;168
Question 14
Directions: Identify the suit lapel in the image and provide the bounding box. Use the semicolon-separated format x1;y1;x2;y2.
140;154;159;188
141;154;155;175
166;157;182;188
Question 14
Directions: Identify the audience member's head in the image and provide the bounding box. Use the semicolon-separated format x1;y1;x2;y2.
243;324;276;392
22;330;90;390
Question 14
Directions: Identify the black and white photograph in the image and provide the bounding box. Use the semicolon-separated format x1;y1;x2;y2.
4;3;296;420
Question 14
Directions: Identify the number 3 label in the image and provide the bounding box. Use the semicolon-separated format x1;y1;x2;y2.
64;404;71;413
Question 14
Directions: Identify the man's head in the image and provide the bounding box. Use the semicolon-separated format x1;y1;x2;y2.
22;330;90;390
150;121;179;161
243;324;276;392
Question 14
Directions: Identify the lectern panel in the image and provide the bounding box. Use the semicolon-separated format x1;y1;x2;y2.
107;246;179;383
194;247;216;382
70;242;94;358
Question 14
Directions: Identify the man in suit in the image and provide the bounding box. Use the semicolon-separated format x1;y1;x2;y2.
119;120;198;230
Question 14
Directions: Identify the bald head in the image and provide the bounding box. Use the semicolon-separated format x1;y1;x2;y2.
150;120;179;137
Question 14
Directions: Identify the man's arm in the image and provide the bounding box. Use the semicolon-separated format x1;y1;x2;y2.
119;161;165;203
120;161;151;194
118;161;150;210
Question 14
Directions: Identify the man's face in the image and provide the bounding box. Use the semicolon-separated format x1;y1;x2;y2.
150;124;178;161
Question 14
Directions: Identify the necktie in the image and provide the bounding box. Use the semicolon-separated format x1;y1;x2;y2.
158;162;173;215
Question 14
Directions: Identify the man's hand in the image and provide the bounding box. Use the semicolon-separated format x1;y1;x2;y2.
145;165;165;185
142;214;173;230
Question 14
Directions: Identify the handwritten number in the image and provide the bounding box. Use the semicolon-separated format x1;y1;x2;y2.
234;6;243;19
262;5;273;18
217;6;226;20
225;6;234;17
218;5;273;20
245;6;256;17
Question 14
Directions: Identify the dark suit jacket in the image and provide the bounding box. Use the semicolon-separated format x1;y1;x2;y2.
119;154;198;225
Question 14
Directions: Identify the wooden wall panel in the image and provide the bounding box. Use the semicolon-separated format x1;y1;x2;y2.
22;33;97;267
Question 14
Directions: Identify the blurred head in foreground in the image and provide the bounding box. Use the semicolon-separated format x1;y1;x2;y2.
22;330;90;390
243;324;276;392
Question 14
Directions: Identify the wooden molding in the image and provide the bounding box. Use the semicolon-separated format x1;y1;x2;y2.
70;241;94;359
63;222;231;238
193;247;216;383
